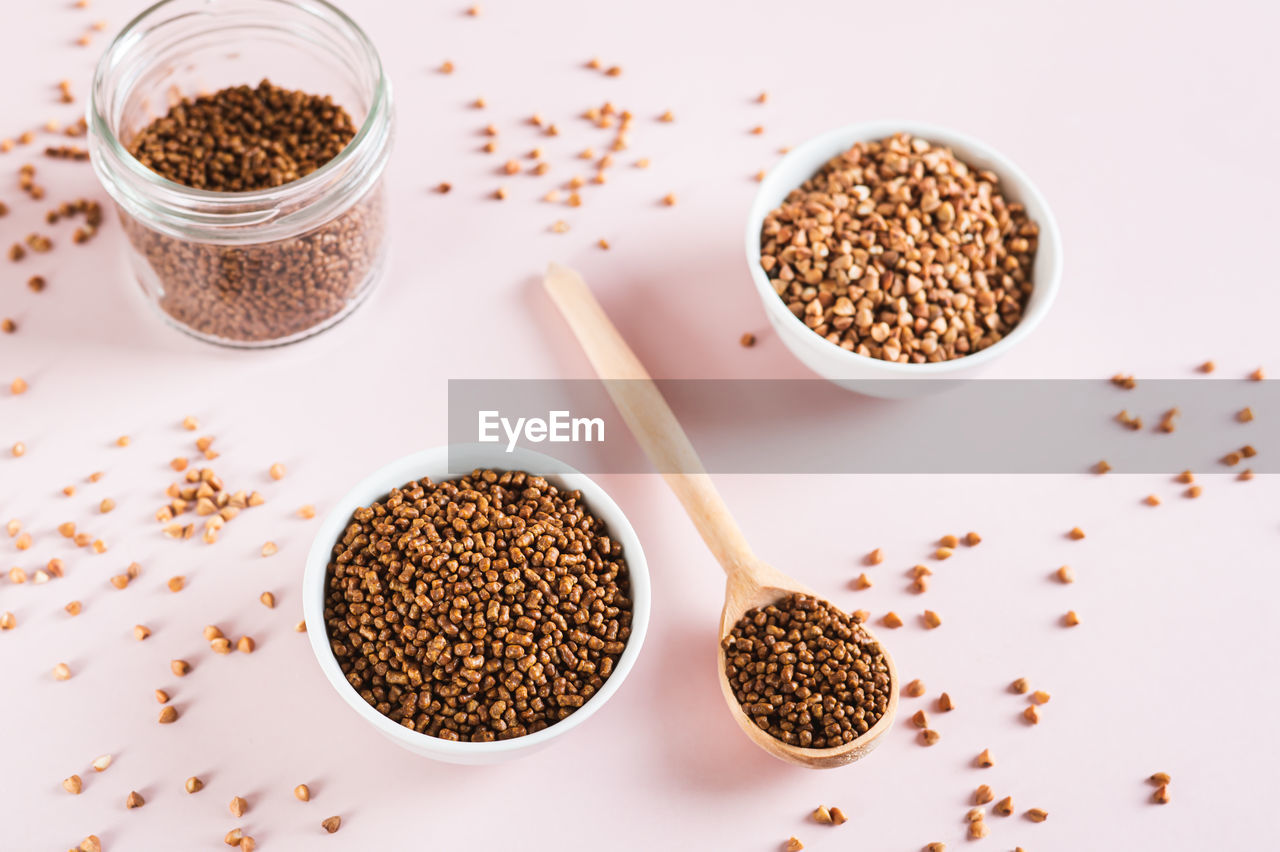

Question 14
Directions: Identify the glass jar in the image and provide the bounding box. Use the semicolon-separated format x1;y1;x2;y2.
88;0;393;347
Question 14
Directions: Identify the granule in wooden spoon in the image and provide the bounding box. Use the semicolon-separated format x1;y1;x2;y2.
722;593;890;748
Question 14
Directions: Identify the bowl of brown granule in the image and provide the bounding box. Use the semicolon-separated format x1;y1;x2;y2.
746;121;1062;397
303;444;650;764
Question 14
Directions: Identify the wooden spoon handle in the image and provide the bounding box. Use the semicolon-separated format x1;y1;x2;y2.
543;262;757;574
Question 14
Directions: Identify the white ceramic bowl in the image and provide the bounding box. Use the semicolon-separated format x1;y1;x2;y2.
302;444;650;764
746;120;1062;398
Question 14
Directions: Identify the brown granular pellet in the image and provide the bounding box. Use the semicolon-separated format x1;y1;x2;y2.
936;692;953;711
1;318;14;333
973;784;994;805
922;610;942;629
882;611;903;629
829;807;847;825
975;748;994;767
158;706;178;724
230;796;248;817
324;469;633;742
186;776;203;793
1062;610;1080;626
994;796;1014;816
1025;808;1048;822
122;80;383;344
783;838;803;852
723;592;889;749
740;331;757;347
321;816;341;834
1117;409;1143;430
1152;784;1170;804
905;678;926;697
1150;771;1171;785
132;80;351;187
45;145;90;161
761;132;1037;363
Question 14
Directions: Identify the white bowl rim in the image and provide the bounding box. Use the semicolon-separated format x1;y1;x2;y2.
745;119;1063;375
302;443;651;756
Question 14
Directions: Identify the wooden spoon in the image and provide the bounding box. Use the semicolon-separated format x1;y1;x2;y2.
543;262;898;768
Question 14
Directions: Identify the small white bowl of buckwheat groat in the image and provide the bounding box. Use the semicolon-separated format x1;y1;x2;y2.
746;120;1062;397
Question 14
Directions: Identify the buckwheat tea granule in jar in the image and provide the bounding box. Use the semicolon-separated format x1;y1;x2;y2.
88;0;393;347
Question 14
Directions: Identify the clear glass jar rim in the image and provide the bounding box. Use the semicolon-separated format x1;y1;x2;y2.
88;0;392;235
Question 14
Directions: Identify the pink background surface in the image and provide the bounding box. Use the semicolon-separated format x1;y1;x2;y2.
2;1;1277;850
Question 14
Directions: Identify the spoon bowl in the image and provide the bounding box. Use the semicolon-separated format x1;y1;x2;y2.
716;564;899;768
544;262;898;769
